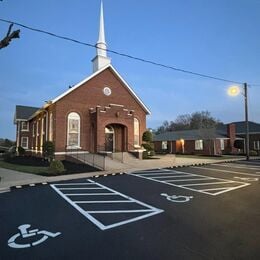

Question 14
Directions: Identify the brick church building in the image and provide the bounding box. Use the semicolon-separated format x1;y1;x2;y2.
14;2;150;159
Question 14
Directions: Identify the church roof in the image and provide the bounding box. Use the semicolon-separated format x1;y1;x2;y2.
48;64;151;115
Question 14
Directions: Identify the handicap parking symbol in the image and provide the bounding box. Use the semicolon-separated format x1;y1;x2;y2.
161;193;193;203
8;224;61;249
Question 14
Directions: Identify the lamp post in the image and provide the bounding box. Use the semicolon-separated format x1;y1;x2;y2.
244;83;250;161
228;83;249;160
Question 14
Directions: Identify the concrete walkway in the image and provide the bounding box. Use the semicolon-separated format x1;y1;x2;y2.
0;155;251;193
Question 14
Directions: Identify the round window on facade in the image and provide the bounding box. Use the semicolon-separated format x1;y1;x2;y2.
103;87;112;96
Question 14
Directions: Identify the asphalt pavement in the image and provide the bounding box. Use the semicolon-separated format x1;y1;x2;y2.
0;160;259;259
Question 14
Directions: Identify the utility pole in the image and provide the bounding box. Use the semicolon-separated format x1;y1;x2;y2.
0;23;20;49
244;83;250;161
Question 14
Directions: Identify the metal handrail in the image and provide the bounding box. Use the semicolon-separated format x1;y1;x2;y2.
65;146;106;170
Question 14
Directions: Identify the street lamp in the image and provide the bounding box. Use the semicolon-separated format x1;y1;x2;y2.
227;83;249;160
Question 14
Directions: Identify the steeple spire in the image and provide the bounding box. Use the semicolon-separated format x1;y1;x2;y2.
92;1;111;72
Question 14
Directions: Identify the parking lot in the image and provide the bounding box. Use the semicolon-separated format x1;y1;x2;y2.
0;160;260;259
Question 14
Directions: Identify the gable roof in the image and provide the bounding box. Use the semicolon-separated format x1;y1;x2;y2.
154;128;229;142
217;121;260;134
231;121;260;134
48;64;151;115
14;105;39;123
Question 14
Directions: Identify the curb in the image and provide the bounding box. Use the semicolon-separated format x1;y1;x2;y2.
0;187;10;193
10;172;128;190
10;182;49;191
5;157;259;191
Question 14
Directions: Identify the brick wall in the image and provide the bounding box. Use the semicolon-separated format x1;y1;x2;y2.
52;67;147;153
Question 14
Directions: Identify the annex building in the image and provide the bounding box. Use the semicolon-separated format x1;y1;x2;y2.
14;3;150;159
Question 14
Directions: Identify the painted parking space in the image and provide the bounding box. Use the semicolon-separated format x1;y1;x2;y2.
191;161;260;180
1;167;259;260
51;179;163;230
128;168;250;196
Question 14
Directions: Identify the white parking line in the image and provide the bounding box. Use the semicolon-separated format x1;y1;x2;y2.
183;181;234;187
51;180;163;230
129;169;250;196
167;178;213;182
192;166;260;177
59;187;104;190
211;163;260;170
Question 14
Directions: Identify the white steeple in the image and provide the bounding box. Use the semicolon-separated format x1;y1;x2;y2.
92;1;111;72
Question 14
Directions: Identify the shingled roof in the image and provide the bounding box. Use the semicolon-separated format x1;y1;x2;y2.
154;128;228;142
14;105;39;123
217;121;260;134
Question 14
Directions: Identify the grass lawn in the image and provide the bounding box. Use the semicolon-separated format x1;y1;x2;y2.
0;160;50;175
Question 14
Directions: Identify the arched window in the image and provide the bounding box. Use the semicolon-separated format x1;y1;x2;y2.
134;118;140;147
67;112;80;148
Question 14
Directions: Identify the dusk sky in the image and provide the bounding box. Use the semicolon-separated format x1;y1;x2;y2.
1;0;260;140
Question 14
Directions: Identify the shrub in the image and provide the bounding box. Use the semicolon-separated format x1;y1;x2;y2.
142;130;153;142
142;143;154;152
18;146;25;156
42;141;55;162
249;150;258;156
49;160;65;174
142;150;149;159
3;152;14;161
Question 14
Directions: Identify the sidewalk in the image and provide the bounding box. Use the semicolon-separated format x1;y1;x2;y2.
0;155;250;193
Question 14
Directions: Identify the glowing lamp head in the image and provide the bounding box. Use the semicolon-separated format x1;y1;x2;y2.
227;86;241;96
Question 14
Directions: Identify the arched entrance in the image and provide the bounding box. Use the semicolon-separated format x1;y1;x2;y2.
105;125;114;152
105;124;127;152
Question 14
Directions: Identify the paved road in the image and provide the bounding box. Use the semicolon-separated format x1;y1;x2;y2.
0;160;260;259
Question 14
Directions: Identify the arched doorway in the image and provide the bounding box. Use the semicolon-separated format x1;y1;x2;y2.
105;124;127;152
105;125;114;152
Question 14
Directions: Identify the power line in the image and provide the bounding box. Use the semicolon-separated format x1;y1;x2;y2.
0;18;259;86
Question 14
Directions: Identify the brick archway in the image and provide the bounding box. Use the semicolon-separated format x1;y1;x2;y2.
104;123;127;152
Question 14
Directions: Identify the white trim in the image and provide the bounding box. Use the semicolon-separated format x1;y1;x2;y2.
50;64;151;115
109;103;124;107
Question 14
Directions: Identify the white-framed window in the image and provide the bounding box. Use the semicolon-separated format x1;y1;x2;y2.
21;121;29;131
21;137;28;149
134;118;140;147
254;141;260;150
49;113;53;141
195;140;203;150
220;139;225;150
67;112;80;148
162;141;167;150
